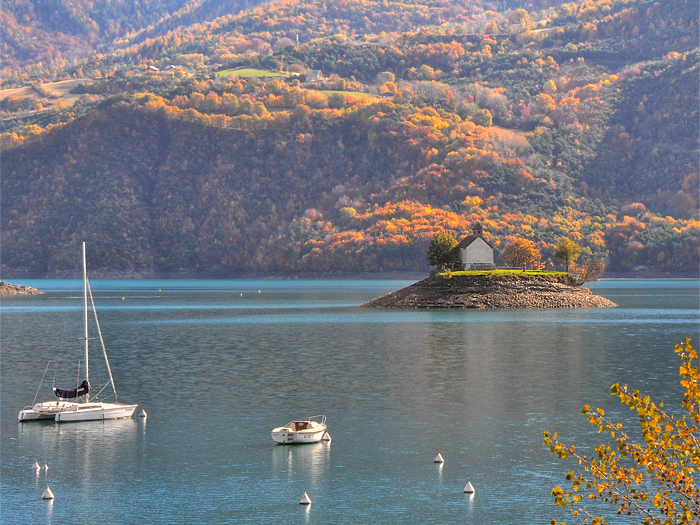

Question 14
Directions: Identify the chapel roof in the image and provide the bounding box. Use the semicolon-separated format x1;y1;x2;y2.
456;222;494;250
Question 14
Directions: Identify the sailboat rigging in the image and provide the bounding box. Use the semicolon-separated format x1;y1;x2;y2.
18;242;138;422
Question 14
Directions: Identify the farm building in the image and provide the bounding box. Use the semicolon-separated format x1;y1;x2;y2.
305;70;323;82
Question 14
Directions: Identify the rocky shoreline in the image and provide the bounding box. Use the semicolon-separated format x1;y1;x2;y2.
0;281;44;295
361;273;616;309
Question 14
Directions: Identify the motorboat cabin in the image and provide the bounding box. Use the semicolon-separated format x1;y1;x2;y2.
271;415;327;444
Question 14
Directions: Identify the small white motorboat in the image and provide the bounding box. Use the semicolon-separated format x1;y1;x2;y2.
271;415;327;444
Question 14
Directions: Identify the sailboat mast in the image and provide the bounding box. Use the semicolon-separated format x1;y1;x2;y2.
83;241;89;402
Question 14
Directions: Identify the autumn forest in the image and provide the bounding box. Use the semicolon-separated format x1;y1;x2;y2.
1;0;698;276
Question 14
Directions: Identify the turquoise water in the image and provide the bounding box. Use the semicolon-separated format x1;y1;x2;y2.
1;279;698;524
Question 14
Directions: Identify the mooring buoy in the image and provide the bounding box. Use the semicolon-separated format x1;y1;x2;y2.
139;409;147;417
31;460;41;470
43;464;49;471
42;486;55;499
299;491;311;505
434;452;444;463
463;481;475;493
322;432;331;442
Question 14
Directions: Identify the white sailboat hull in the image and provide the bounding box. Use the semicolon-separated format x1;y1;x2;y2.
18;402;75;421
54;403;138;422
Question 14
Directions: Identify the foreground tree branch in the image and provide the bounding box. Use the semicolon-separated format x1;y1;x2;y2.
544;339;700;525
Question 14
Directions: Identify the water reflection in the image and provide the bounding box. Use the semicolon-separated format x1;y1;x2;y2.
45;497;54;524
54;420;139;478
271;442;331;483
465;492;475;511
19;419;140;472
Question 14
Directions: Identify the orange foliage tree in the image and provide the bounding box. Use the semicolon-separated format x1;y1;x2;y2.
501;236;542;269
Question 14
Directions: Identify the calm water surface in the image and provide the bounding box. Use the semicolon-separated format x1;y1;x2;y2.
2;279;698;524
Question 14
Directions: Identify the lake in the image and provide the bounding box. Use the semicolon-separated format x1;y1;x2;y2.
1;279;698;524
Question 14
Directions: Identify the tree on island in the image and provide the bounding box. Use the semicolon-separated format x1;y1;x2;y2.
427;231;459;269
554;237;582;272
502;237;543;270
543;339;700;525
570;259;606;285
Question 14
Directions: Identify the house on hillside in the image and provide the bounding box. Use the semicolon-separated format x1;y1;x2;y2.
456;222;496;270
305;70;323;82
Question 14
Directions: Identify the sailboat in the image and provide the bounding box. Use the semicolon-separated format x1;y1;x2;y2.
18;242;138;422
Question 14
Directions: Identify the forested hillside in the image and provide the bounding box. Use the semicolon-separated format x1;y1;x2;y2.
0;0;263;74
2;0;698;276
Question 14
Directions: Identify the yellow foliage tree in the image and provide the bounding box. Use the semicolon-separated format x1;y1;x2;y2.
554;236;582;272
543;339;700;525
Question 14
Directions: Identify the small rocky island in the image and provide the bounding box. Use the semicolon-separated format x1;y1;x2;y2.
361;272;616;309
0;281;44;295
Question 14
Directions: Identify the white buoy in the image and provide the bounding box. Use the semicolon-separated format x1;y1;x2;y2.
43;464;49;471
322;432;331;442
434;452;444;463
463;481;475;493
42;486;55;499
31;460;41;470
299;491;312;505
139;409;147;418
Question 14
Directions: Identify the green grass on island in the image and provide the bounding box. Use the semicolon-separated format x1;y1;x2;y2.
444;270;569;277
431;269;573;282
215;68;288;78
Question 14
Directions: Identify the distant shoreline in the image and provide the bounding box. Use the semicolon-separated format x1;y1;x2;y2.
0;281;44;295
1;268;697;281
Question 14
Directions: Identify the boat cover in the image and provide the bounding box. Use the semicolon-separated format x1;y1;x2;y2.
53;380;90;399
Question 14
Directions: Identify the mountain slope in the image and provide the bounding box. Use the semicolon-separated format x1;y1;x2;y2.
1;0;698;276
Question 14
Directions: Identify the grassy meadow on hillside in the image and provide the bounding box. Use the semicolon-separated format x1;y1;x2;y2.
215;68;289;78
